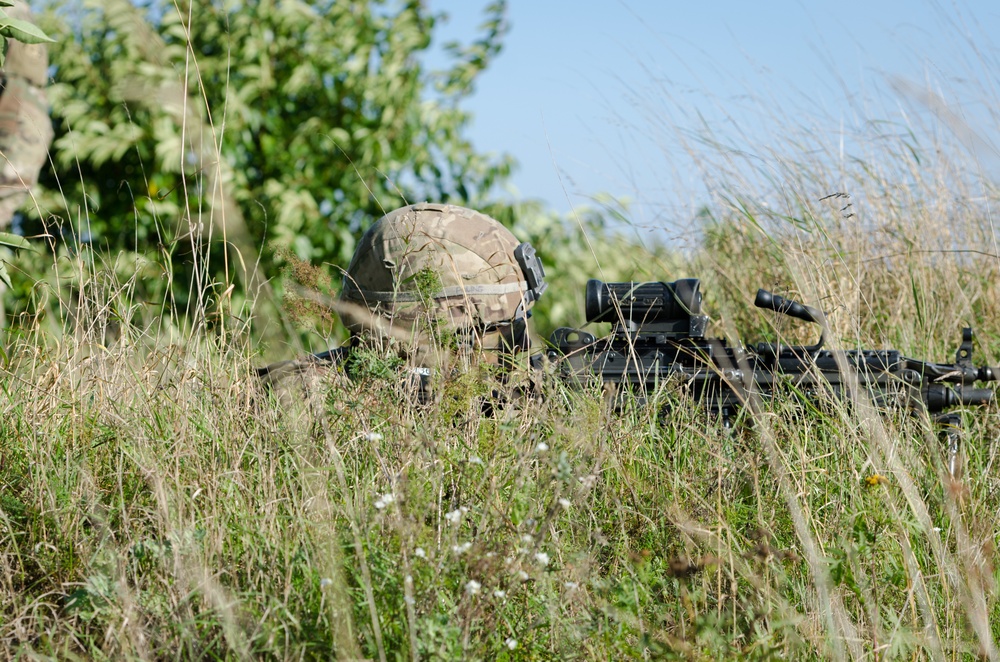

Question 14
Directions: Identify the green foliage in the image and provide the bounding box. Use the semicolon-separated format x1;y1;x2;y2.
0;230;30;289
344;343;405;382
4;1;1000;656
409;266;445;307
5;326;1000;658
31;0;512;303
0;1;53;68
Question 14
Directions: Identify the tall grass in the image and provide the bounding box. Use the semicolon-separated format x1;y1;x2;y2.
4;14;1000;661
3;164;1000;659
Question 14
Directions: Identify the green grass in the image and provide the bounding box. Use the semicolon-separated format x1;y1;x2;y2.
5;28;1000;654
1;284;999;659
5;160;1000;657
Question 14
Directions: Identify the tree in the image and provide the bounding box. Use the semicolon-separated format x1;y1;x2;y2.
31;0;512;315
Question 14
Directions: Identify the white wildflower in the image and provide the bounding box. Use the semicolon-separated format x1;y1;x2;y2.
564;581;579;590
363;431;383;442
578;474;598;489
517;570;529;582
374;493;395;510
320;578;333;588
465;579;482;595
485;552;496;559
469;455;483;465
521;534;534;544
535;442;549;453
505;638;518;650
414;547;426;559
493;589;507;599
452;541;473;555
534;552;550;567
444;506;468;525
558;498;571;510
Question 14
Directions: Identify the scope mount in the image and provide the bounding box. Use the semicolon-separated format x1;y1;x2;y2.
612;314;709;340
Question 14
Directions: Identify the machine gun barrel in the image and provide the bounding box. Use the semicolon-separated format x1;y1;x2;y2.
924;385;994;413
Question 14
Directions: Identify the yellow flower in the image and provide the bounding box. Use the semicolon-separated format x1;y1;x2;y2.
865;474;889;487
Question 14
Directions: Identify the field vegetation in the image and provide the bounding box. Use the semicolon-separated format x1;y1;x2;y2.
2;0;1000;659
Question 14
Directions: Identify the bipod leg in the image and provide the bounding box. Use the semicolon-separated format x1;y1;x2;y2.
935;413;963;479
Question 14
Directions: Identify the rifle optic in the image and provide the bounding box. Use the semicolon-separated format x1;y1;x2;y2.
586;278;702;325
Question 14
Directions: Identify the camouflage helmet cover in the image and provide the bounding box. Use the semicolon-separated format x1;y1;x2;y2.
341;203;546;344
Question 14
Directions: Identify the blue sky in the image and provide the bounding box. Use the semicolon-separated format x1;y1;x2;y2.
429;1;1000;228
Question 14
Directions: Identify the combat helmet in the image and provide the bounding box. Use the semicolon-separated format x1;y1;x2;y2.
340;202;547;353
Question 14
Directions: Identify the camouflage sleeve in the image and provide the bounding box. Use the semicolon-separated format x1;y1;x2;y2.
255;347;353;430
256;346;350;388
0;1;52;228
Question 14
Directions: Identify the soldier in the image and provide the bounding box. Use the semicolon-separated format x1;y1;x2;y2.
0;0;52;227
258;202;548;404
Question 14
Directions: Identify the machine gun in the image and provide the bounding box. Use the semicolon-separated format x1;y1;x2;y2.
546;279;998;474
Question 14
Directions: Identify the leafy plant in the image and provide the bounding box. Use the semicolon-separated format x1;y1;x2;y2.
31;0;512;308
0;0;53;66
0;231;30;289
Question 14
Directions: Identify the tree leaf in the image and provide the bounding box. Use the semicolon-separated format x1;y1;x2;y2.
0;231;29;251
0;16;54;44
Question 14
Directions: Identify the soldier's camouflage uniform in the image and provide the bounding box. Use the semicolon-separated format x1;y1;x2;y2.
0;1;52;227
341;202;539;347
258;203;548;412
